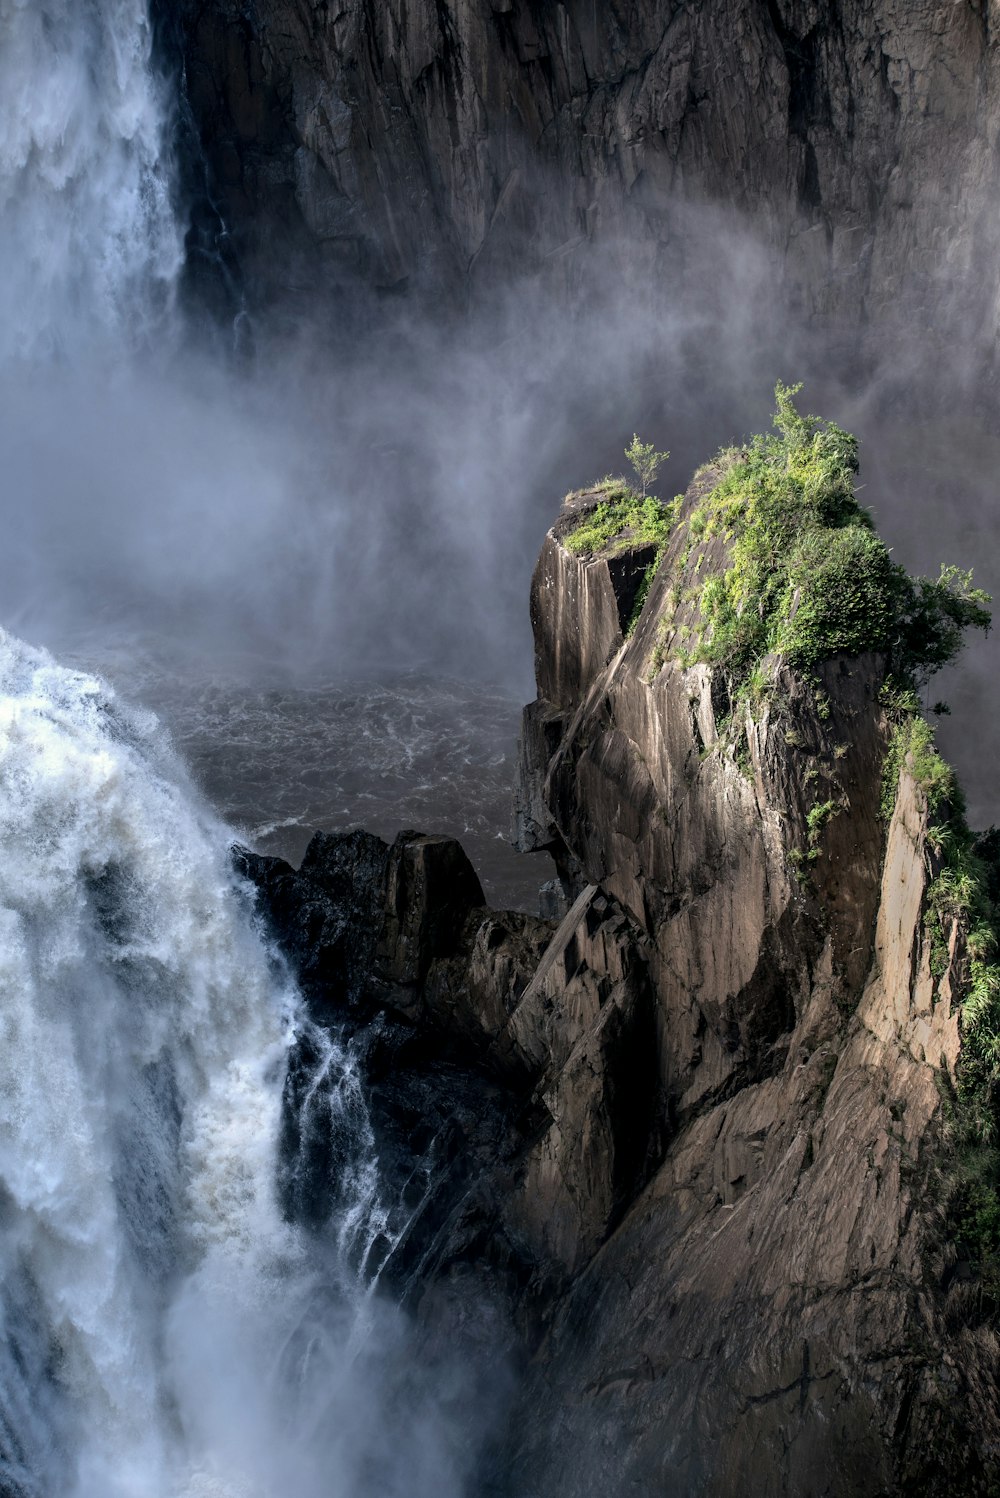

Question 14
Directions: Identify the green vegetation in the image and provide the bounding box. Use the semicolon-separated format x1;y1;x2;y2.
564;431;677;561
928;816;1000;1301
625;549;664;636
564;439;679;638
880;702;956;822
633;384;997;1289
563;487;676;558
659;383;990;692
880;695;1000;1297
625;433;670;497
569;391;1000;1297
784;797;842;881
564;486;678;640
805;799;839;857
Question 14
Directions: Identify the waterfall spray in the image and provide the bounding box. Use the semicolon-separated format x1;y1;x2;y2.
0;0;183;360
0;9;495;1493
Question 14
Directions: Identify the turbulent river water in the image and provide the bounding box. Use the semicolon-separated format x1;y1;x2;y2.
74;649;548;913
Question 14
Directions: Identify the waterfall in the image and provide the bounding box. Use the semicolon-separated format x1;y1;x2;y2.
0;625;295;1494
0;0;183;360
0;11;491;1490
0;629;471;1498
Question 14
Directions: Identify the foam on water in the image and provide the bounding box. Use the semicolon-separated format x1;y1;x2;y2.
0;628;466;1498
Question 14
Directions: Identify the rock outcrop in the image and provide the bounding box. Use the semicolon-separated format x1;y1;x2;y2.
168;0;1000;349
503;482;1000;1494
237;824;658;1294
238;461;1000;1493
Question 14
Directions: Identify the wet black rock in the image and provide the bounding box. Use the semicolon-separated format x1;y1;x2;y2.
374;830;486;1012
234;825;557;1322
172;0;1000;364
233;827;390;1009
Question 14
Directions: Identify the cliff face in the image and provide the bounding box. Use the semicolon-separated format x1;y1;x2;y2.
171;0;1000;340
242;456;1000;1493
504;482;998;1493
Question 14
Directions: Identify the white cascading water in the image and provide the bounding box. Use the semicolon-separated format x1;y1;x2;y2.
0;0;182;359
0;630;439;1498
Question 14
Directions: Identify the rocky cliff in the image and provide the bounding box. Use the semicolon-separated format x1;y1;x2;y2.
240;398;1000;1494
167;0;1000;345
503;475;999;1494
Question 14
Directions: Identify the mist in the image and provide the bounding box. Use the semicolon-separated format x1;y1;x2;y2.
4;199;998;818
2;1;1000;1491
0;6;517;1494
1;224;787;687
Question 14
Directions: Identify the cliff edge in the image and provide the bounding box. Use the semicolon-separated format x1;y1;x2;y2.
504;391;1000;1494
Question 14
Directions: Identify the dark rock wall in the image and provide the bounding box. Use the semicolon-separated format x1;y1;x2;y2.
503;485;1000;1495
170;0;1000;340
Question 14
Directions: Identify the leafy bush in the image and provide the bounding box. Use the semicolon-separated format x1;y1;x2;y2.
777;527;905;663
669;383;990;689
900;565;993;681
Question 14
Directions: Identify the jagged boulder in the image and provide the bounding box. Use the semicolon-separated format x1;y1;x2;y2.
236;826;486;1011
374;831;486;1011
233;827;390;1006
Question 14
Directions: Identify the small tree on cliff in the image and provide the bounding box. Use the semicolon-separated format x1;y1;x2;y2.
626;434;669;498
